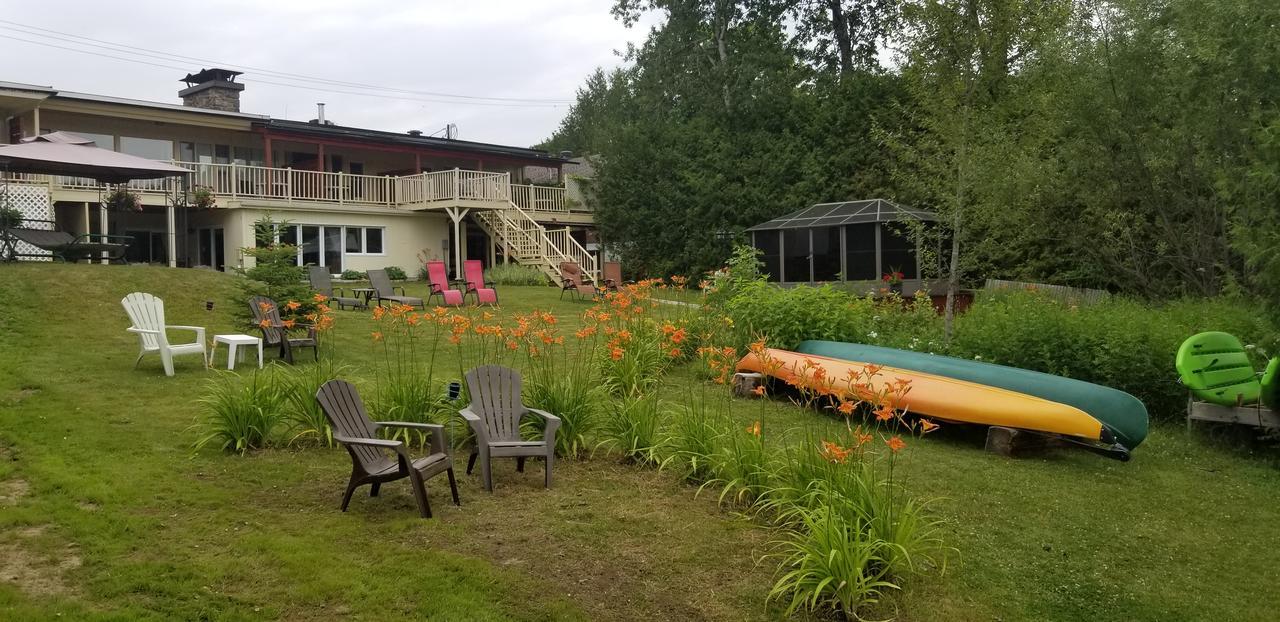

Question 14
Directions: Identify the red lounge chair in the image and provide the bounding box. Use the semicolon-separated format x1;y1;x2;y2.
602;261;627;291
462;260;499;305
425;261;463;306
559;261;597;301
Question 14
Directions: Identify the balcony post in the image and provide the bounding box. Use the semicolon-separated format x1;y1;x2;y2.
338;171;345;205
285;167;293;203
230;162;238;199
385;175;392;206
453;167;460;201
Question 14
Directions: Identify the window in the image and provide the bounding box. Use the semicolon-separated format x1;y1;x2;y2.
812;227;841;281
844;223;878;281
120;137;173;161
344;226;385;255
782;229;810;282
753;231;781;282
880;223;918;279
233;147;265;166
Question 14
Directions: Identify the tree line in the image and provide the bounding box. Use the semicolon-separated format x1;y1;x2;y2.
539;0;1280;308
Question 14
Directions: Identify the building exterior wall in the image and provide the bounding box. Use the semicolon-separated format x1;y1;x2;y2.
231;207;448;276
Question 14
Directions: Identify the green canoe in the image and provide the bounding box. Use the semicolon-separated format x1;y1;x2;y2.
796;340;1149;449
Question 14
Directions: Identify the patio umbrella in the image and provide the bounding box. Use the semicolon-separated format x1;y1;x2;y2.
0;132;190;183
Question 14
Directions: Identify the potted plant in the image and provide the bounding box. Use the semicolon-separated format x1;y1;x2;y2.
882;269;905;295
191;185;217;210
104;186;142;212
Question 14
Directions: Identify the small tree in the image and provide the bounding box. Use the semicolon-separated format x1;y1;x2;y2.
234;216;313;328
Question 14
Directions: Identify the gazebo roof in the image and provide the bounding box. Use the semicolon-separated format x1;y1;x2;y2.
746;199;936;231
0;132;190;183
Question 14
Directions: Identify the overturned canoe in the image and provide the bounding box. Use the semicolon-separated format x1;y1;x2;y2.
737;348;1114;448
795;340;1148;450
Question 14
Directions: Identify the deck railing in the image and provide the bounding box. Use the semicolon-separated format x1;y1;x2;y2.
8;163;577;214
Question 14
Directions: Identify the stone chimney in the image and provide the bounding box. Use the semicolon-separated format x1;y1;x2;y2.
179;68;245;112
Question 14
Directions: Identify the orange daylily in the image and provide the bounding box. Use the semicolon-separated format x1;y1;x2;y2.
746;421;761;437
371;331;383;342
887;436;906;453
285;300;302;311
919;419;940;434
752;385;767;397
819;440;852;464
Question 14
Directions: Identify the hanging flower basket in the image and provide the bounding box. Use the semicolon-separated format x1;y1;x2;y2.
104;187;143;213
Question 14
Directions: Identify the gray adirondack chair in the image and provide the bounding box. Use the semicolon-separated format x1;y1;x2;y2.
367;269;425;309
315;379;459;518
248;295;318;364
461;365;560;491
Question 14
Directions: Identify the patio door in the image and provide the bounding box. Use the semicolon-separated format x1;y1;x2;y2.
196;227;224;271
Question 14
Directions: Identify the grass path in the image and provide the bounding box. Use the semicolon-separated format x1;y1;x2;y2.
0;263;1278;620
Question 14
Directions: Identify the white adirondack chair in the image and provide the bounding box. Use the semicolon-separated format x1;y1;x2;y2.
121;292;207;377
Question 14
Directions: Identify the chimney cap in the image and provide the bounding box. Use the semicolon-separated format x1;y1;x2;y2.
407;130;423;136
181;68;244;86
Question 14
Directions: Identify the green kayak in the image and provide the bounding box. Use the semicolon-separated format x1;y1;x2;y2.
796;340;1149;450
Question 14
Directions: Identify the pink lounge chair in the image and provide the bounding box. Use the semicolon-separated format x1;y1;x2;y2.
463;260;499;305
425;261;464;306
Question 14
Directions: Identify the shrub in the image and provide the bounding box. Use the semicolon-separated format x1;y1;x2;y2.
384;266;408;281
0;206;22;229
726;281;943;352
950;290;1277;419
598;394;665;465
194;369;286;454
485;263;550;286
599;325;668;397
339;269;366;281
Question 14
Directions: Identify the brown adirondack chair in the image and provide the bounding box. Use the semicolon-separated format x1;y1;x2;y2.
460;365;560;491
316;379;459;518
308;266;368;310
559;261;597;301
248;295;318;364
368;268;425;309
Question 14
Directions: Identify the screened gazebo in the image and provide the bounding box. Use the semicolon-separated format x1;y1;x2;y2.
747;199;937;283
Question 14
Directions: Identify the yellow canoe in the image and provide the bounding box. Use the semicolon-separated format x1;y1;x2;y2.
737;349;1105;442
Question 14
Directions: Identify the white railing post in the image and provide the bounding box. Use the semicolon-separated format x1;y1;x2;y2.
453;167;460;201
386;175;393;206
338;171;345;205
230;162;238;199
285;167;293;203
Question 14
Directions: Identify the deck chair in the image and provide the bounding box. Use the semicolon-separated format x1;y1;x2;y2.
120;292;206;377
308;266;367;310
1176;332;1263;407
559;261;597;301
3;219;132;263
315;379;459;518
462;260;498;305
460;365;560;491
423;261;463;306
248;296;318;364
602;261;628;291
368;268;425;309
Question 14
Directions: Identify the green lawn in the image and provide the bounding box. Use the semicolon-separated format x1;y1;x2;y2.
1;263;1277;621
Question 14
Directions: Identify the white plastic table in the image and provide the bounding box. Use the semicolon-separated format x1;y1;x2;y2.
210;334;263;370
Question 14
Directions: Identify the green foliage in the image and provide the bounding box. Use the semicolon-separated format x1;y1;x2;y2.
767;504;899;619
194;368;286;454
949;290;1277;420
0;205;22;229
485;263;550;286
236;216;312;327
278;360;350;447
598;394;665;465
599;327;668;397
339;269;366;281
524;372;603;458
726;282;944;352
660;396;724;483
709;424;773;506
383;266;407;281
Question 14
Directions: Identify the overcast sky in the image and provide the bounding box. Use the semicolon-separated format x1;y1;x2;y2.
0;0;655;147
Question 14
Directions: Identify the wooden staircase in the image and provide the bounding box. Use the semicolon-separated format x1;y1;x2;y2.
472;202;598;284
